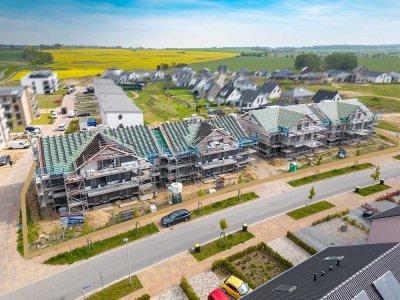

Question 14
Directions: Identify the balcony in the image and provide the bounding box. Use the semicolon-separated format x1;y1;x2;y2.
86;179;139;197
198;158;237;170
83;164;138;179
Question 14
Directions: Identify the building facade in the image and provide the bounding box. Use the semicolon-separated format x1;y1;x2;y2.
21;70;59;94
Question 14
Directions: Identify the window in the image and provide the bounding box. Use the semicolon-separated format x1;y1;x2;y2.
118;114;123;120
16;113;21;120
14;105;19;111
297;124;302;130
305;133;312;140
305;122;309;128
12;97;17;103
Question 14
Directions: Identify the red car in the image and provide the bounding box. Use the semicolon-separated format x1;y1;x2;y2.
208;288;229;300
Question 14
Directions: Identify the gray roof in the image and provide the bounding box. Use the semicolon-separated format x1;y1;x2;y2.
93;77;142;113
312;90;340;103
367;205;400;220
258;82;279;94
244;243;399;300
240;90;262;104
28;70;53;78
0;86;25;97
281;87;314;99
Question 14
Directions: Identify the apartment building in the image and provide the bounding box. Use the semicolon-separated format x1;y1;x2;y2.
0;86;39;148
21;70;59;94
34;115;257;213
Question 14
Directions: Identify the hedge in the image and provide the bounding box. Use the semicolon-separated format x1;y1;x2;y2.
342;216;369;232
180;277;200;300
311;209;350;226
136;294;150;300
286;231;318;255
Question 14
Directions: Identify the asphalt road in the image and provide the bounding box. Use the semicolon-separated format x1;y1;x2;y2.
2;161;400;300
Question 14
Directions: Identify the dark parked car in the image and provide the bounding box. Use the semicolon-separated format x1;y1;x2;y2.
25;126;40;133
0;155;11;166
77;112;90;117
161;209;190;227
363;210;375;218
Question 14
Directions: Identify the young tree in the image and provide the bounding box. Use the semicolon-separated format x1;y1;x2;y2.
308;187;316;208
371;166;381;184
219;218;228;242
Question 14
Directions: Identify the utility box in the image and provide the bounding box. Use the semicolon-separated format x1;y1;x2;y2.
149;205;157;213
194;243;201;253
242;223;248;232
289;162;298;172
380;179;385;185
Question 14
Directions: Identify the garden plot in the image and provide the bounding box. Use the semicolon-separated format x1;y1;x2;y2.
152;285;188;300
267;237;311;265
188;271;221;300
347;200;398;228
294;218;368;251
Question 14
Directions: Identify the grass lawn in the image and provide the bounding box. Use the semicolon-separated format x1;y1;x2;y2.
395;155;400;160
65;119;80;134
287;201;335;220
87;276;143;300
44;223;159;265
288;163;373;187
30;113;53;125
191;192;259;219
191;231;255;261
357;184;390;197
377;121;400;133
358;96;400;113
36;94;63;109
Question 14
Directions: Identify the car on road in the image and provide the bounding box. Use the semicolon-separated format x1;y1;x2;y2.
221;275;252;299
58;123;67;131
208;288;230;300
0;155;11;166
77;112;90;117
67;110;76;118
51;111;58;118
8;140;30;149
160;209;190;227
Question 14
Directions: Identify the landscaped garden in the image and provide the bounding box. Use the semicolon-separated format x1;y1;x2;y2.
36;94;63;109
87;276;143;300
30;113;53;125
357;184;390;197
287;201;335;220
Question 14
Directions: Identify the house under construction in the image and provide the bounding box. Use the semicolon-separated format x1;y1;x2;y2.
34;115;258;213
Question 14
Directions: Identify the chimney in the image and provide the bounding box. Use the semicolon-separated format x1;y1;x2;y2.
337;259;341;266
321;271;325;277
313;273;317;281
329;266;333;271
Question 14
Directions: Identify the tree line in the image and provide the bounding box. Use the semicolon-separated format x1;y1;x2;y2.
22;46;54;65
294;53;358;72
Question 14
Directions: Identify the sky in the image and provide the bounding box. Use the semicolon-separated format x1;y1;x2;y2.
0;0;399;48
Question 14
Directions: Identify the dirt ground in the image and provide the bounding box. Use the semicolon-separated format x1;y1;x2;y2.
382;113;400;126
0;148;30;177
60;76;94;87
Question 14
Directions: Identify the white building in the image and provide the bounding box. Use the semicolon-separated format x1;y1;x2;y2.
21;70;59;94
93;77;143;128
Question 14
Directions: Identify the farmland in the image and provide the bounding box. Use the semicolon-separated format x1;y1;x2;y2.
11;48;236;80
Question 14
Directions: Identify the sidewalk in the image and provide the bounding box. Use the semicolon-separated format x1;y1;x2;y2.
120;178;400;299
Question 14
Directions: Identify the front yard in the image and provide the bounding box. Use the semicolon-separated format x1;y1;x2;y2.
357;184;390;196
30;113;53;125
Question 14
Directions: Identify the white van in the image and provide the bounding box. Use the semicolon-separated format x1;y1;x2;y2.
67;110;76;118
8;140;31;149
58;123;67;131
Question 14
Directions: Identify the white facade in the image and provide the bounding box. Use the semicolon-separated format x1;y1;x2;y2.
224;89;242;106
241;94;267;110
103;111;144;128
369;73;392;84
21;70;59;94
267;86;282;100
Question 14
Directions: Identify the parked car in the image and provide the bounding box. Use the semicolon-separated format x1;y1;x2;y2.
51;111;58;118
208;288;229;300
363;210;375;218
67;110;76;118
66;87;76;94
8;140;30;149
61;106;68;114
25;126;40;133
160;209;190;227
58;123;67;131
221;276;252;299
77;112;90;117
0;155;11;166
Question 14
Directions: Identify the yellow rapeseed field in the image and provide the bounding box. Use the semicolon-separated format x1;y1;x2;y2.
12;48;235;80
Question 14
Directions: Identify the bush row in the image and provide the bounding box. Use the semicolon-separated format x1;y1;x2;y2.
311;209;350;226
342;216;370;232
286;231;318;255
180;277;200;300
212;259;257;290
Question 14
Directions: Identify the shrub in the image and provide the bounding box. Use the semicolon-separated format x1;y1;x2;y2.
180;277;200;300
286;231;317;255
136;294;150;300
311;209;350;226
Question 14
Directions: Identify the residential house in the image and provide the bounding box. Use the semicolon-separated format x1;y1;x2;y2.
0;86;39;148
280;88;314;104
93;77;143;128
215;85;242;106
254;69;270;77
297;72;328;84
217;65;229;74
103;69;165;84
243;243;400;300
325;69;351;83
191;78;216;99
258;81;281;100
311;90;342;103
367;206;400;244
234;68;250;76
270;69;293;80
390;72;400;83
170;67;195;87
349;66;392;84
206;81;223;103
239;105;324;157
232;77;257;91
239;90;267;111
21;70;59;94
34;115;257;213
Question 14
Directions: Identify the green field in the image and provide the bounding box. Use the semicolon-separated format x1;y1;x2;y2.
358;57;400;72
0;49;24;61
190;56;294;72
358;96;400;113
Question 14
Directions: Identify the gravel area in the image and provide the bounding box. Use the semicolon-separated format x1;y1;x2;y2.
152;285;188;300
188;271;221;300
267;237;311;265
315;218;368;242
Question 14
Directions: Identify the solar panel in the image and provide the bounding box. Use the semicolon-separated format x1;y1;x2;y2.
373;271;400;300
352;290;371;300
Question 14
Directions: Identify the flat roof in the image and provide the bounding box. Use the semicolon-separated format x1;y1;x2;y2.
0;86;25;97
93;77;142;113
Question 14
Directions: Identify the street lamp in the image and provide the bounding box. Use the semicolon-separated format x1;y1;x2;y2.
123;237;132;285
